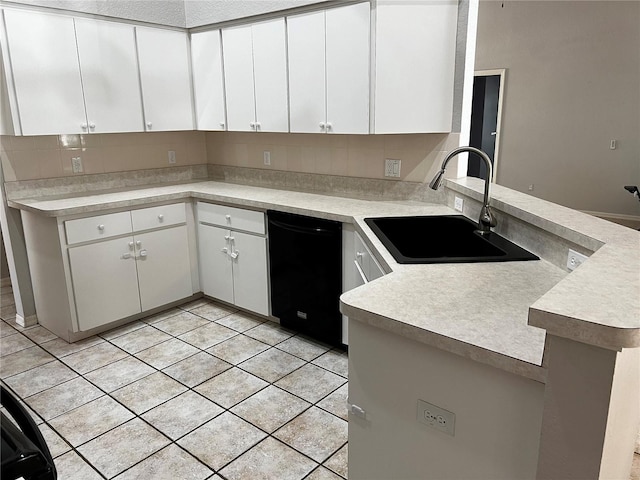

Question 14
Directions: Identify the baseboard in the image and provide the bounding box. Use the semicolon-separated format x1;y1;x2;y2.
582;211;640;230
15;313;38;328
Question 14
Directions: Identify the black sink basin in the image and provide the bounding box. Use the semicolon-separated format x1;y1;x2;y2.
364;215;539;264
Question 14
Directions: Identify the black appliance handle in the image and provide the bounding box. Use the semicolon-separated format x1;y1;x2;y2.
269;218;338;236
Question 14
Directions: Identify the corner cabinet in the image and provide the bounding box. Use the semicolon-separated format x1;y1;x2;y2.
191;29;226;131
197;202;269;316
221;18;288;132
287;2;370;134
20;203;197;341
342;224;385;345
136;27;194;131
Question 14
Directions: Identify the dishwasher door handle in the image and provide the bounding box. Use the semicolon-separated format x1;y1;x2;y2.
269;219;337;236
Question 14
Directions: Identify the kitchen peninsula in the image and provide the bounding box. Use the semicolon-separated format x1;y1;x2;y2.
5;168;639;480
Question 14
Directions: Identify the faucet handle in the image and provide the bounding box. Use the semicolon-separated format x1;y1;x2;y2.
477;205;497;234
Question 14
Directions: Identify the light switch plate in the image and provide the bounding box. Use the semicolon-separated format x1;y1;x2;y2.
71;157;83;173
385;159;401;178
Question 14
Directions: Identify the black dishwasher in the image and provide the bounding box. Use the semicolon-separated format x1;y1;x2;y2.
267;211;342;346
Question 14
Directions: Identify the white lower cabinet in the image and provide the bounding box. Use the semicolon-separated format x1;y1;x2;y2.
135;226;193;312
197;203;269;317
68;236;141;331
342;224;386;345
19;202;195;340
66;206;194;331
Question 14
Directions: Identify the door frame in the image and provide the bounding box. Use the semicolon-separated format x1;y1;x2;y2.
473;68;506;183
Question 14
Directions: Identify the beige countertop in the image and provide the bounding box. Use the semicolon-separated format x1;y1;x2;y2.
8;177;639;383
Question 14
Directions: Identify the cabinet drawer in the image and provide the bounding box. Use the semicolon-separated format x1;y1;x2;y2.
65;211;132;245
197;202;265;234
131;203;186;232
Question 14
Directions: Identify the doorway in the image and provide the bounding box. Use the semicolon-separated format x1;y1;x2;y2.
468;69;505;182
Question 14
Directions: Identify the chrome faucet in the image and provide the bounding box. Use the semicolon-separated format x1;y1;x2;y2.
429;146;496;235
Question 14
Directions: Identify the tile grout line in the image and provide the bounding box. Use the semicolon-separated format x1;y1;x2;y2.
2;302;349;480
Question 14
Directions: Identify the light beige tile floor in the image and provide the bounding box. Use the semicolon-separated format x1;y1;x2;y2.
0;287;348;480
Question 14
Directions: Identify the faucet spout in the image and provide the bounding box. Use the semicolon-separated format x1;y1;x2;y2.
429;146;496;235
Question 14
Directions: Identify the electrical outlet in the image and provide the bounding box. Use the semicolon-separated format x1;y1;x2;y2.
168;150;176;164
417;399;455;436
263;151;271;166
71;157;83;174
384;159;401;178
454;196;464;212
567;249;588;271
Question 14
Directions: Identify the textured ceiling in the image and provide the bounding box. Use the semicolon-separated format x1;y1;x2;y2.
3;0;327;27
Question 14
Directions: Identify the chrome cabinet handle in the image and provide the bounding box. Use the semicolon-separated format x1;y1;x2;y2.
121;253;132;259
139;249;147;258
97;224;105;231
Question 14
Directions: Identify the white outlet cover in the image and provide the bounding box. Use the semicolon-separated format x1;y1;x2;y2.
454;196;463;212
567;249;588;271
263;151;271;166
168;151;176;164
417;399;455;436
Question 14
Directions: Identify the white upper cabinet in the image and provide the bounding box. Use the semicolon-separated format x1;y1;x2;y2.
74;18;143;133
288;2;370;134
3;9;86;135
222;24;255;132
287;10;325;134
191;30;226;131
222;18;288;132
325;2;370;134
136;27;194;131
251;19;288;133
374;2;458;133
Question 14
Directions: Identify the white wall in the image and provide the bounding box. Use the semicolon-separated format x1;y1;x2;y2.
475;1;640;218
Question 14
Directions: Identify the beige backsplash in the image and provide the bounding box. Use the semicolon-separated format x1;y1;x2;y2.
0;131;207;182
0;130;459;184
205;131;460;182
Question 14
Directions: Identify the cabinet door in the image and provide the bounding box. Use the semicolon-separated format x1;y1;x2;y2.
231;231;269;316
287;10;326;134
222;24;255;132
326;3;370;134
74;18;143;133
252;18;288;133
135;225;193;312
136;27;194;131
374;2;457;133
191;30;226;131
69;237;141;331
3;9;86;135
198;224;234;305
